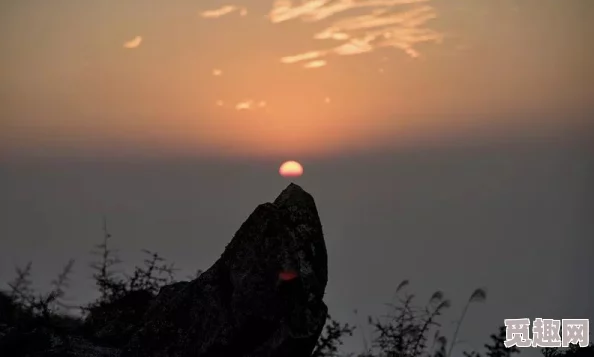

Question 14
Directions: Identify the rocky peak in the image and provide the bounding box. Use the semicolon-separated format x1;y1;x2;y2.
0;184;330;357
123;183;329;357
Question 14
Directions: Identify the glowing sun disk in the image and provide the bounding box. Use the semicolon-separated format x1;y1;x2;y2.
279;160;304;177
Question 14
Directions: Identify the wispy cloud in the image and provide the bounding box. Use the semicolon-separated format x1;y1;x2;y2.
201;5;247;18
277;1;443;64
269;0;430;23
236;101;252;110
200;0;443;68
123;36;142;49
281;51;325;64
235;99;267;110
303;60;327;68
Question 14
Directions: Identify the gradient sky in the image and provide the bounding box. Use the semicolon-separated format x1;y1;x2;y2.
0;1;593;356
1;0;592;159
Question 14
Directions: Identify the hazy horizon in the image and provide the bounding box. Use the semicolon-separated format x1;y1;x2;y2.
2;128;592;356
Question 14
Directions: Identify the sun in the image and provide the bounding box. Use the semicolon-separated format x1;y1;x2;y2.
279;161;303;177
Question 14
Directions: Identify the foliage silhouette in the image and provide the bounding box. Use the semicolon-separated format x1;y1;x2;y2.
1;260;82;356
541;344;594;357
367;279;451;357
1;221;589;357
82;218;178;347
447;288;487;357
463;325;520;357
312;314;356;357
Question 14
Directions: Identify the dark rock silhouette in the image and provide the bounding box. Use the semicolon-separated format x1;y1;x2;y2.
123;182;328;357
0;183;328;357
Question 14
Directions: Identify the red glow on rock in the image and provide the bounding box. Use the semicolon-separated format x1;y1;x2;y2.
279;271;298;281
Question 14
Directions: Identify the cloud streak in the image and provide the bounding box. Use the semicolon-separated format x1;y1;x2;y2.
200;0;443;68
303;60;327;68
201;5;247;18
235;99;267;110
277;1;443;64
123;36;142;49
269;0;430;23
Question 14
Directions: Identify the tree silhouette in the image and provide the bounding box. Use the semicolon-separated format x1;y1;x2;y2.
447;288;487;357
312;314;355;357
484;326;520;357
541;343;594;357
1;221;532;357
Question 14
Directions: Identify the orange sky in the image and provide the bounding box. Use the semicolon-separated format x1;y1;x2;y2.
0;0;592;159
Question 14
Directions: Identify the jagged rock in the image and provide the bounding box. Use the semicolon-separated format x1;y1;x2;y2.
0;183;328;357
123;182;329;357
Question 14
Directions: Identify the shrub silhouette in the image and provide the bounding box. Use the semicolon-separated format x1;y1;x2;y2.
463;325;520;357
82;218;177;347
312;314;355;357
0;220;590;357
351;280;489;357
1;260;82;356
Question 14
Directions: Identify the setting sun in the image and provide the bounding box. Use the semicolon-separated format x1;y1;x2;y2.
279;161;304;177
